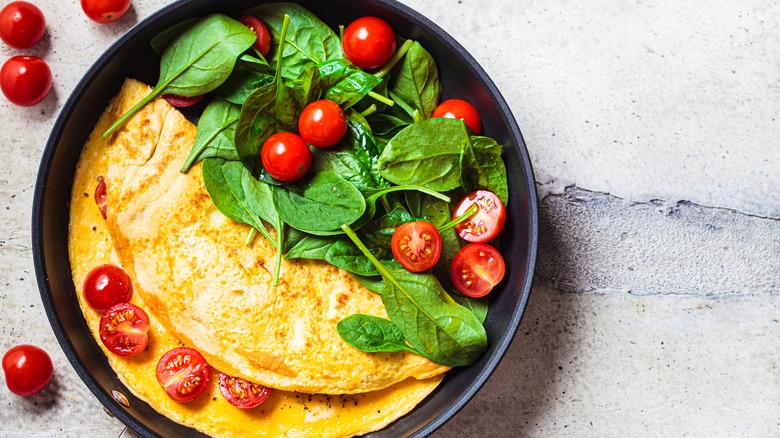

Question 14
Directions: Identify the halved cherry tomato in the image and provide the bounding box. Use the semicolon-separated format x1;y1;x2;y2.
156;347;211;403
260;132;312;182
451;243;505;298
452;190;506;243
239;15;271;58
162;94;204;108
0;55;51;106
218;373;271;409
298;99;347;147
342;16;396;70
432;99;482;135
94;176;107;219
80;0;130;24
83;263;132;311
2;344;53;396
391;220;442;272
0;1;46;50
99;302;149;357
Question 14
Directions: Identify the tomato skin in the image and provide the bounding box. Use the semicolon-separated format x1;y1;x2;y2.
432;99;482;135
156;347;211;403
239;15;271;58
162;93;204;108
453;190;506;243
218;373;272;409
298;99;347;148
391;220;442;273
2;345;53;396
260;132;312;182
0;56;51;106
83;263;132;311
80;0;130;24
342;16;396;70
94;176;107;219
451;243;506;298
99;302;149;357
0;1;45;49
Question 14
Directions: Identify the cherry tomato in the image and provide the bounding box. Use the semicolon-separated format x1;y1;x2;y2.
451;243;505;298
2;345;53;396
156;347;211;403
83;263;132;311
298;99;347;147
162;94;204;108
391;220;442;273
218;373;271;409
80;0;130;24
342;16;396;70
99;302;149;357
239;15;271;59
452;190;506;243
432;99;482;135
94;176;107;219
0;1;45;49
260;132;311;182
0;55;51;106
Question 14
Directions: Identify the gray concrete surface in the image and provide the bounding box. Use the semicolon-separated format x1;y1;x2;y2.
0;0;778;437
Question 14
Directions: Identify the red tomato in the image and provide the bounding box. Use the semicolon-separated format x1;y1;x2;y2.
391;220;442;272
260;132;312;182
298;99;347;148
342;16;396;70
80;0;130;24
83;263;132;311
0;55;51;106
94;176;107;219
432;99;482;135
0;1;45;49
156;347;211;403
162;94;204;108
2;345;53;396
99;302;149;357
218;373;271;409
239;15;271;59
451;243;505;298
452;190;506;243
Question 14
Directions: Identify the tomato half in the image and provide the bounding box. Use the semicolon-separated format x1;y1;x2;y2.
298;99;347;147
94;176;107;219
451;243;505;298
99;302;149;357
391;220;442;272
83;263;132;311
162;94;204;108
2;344;53;396
156;347;211;403
239;15;271;58
218;373;272;409
80;0;130;24
0;55;51;106
0;1;46;49
432;99;482;135
452;190;506;243
342;16;396;70
260;132;312;182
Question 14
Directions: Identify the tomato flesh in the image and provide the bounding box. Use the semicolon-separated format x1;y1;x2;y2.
239;15;271;58
453;190;506;243
451;243;506;298
342;16;396;70
156;347;211;403
0;55;51;106
2;344;53;396
260;132;312;182
298;99;347;147
433;99;482;135
99;302;149;357
80;0;130;24
83;263;132;311
0;1;46;49
94;176;107;219
218;373;271;409
162;94;204;108
391;220;442;272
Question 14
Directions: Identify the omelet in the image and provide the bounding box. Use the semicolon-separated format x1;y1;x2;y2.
68;78;445;437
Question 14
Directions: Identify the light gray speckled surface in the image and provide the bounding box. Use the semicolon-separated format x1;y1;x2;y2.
0;0;778;437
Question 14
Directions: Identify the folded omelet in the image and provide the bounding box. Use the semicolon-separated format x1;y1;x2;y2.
68;78;446;436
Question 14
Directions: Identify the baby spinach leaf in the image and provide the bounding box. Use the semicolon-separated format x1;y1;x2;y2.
284;231;336;259
241;171;279;227
350;274;383;294
318;58;383;109
150;17;200;56
452;294;489;325
180;98;241;173
337;314;420;354
325;240;379;276
218;69;274;105
387;41;441;119
461;135;509;205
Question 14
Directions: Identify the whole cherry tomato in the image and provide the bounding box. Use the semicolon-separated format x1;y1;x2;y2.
391;220;443;272
0;1;45;49
0;55;51;106
239;15;271;59
99;302;149;357
2;344;53;396
452;190;506;243
82;263;133;311
260;132;312;182
432;99;483;135
218;373;272;409
451;243;506;298
156;347;211;403
298;99;347;147
342;16;396;70
80;0;130;24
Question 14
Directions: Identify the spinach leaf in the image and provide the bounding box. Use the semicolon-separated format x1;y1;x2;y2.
337;314;420;354
180;98;241;173
104;14;256;138
452;294;489;324
218;69;274;105
325;239;379;276
150;17;200;56
350;274;383;294
387;41;440;119
284;231;336;259
462;135;509;205
351;184;450;231
318;58;382;109
360;204;415;250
